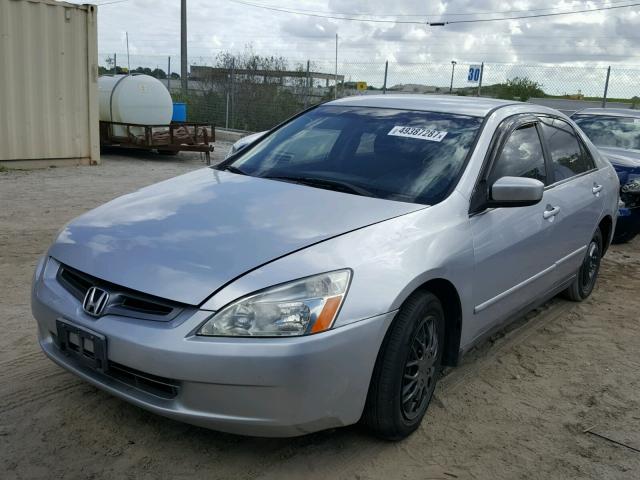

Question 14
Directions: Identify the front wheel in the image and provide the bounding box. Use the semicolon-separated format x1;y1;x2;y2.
362;291;445;441
563;228;602;302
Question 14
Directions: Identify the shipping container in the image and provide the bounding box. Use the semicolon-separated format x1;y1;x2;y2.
0;0;99;168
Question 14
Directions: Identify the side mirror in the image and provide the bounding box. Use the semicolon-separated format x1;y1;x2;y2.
489;176;544;208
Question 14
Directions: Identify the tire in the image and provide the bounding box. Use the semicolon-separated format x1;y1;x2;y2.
362;291;445;441
563;228;603;302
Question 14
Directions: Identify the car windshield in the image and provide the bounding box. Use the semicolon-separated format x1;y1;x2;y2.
222;106;483;205
573;114;640;151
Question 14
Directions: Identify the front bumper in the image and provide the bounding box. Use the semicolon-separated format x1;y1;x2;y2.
616;208;640;236
32;258;395;437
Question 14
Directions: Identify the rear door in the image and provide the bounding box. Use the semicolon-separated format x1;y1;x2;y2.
470;119;557;336
538;117;604;283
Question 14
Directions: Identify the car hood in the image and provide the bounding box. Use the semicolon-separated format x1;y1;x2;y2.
598;146;640;170
49;169;423;305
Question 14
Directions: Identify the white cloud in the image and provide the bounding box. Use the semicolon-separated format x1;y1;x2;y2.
82;0;637;64
63;0;640;95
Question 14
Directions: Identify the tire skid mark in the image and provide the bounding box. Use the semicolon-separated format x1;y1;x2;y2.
0;379;83;415
0;350;44;369
3;365;66;383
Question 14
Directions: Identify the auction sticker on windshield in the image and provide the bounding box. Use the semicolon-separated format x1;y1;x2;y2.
388;126;448;142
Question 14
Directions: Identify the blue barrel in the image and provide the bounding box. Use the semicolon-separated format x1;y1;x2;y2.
172;102;187;122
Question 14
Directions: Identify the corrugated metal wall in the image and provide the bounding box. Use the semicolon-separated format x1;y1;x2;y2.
0;0;99;167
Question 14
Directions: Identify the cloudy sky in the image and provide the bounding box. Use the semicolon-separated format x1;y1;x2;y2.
82;0;640;95
90;0;640;63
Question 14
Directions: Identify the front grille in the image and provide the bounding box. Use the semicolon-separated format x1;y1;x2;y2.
621;191;640;209
119;295;174;316
57;264;185;321
108;361;180;399
59;267;92;300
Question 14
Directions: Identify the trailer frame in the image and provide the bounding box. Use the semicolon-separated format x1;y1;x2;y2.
99;121;215;165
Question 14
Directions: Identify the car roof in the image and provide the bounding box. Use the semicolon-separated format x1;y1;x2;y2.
574;107;640;118
324;94;518;118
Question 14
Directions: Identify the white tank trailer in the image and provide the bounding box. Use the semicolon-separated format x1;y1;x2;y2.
98;74;173;136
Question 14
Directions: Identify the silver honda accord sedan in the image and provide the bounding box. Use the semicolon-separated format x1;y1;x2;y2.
32;95;619;440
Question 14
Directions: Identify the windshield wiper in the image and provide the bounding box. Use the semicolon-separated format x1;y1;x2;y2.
261;175;374;197
221;164;248;175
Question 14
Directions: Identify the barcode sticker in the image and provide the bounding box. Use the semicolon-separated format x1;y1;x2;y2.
388;126;448;142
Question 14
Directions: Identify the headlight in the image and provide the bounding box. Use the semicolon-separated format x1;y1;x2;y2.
198;270;351;337
622;179;640;193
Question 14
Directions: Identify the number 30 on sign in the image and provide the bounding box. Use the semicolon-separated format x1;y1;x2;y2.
467;65;481;83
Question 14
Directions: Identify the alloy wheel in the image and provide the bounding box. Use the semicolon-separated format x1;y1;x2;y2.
401;314;439;421
580;240;600;293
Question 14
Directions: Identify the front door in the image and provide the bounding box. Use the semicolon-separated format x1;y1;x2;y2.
469;121;557;340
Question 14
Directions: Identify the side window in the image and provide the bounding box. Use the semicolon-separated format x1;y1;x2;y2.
541;118;595;182
488;124;546;186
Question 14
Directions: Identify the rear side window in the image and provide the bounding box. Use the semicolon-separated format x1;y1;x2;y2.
488;124;546;185
541;118;595;182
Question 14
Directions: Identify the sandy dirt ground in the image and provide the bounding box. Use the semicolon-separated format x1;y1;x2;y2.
1;147;639;480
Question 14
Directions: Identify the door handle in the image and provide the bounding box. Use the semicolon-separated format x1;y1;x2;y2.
543;206;561;219
592;184;603;195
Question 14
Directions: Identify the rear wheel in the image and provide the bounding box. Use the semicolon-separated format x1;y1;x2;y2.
563;228;602;302
362;291;444;441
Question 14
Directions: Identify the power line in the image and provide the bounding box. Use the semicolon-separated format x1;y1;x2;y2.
227;0;639;19
101;50;640;60
226;0;640;25
95;0;128;5
446;2;640;24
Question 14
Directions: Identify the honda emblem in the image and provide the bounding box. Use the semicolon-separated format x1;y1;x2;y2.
83;287;109;317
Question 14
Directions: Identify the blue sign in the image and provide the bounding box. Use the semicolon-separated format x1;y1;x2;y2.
468;65;482;83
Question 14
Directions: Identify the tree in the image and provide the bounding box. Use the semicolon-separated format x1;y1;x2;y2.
497;77;545;102
151;68;167;79
98;65;128;76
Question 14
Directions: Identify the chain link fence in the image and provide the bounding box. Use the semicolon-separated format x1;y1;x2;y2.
99;53;640;132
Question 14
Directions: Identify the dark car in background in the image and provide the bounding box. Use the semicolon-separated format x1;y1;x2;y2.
573;108;640;243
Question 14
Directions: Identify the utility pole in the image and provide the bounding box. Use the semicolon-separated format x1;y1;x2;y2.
334;33;338;99
305;59;310;108
181;0;188;92
449;60;457;94
230;57;235;129
126;32;130;73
